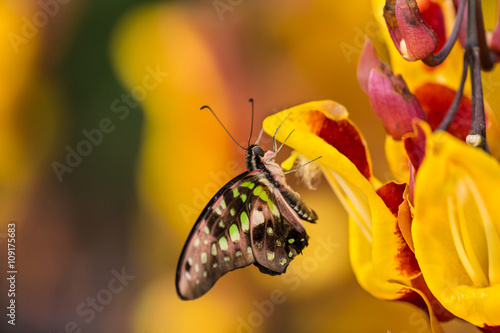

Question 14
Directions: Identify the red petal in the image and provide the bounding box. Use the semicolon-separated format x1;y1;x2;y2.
376;182;420;278
413;83;472;141
306;110;372;179
376;182;406;217
418;0;446;53
401;275;455;322
403;121;427;171
479;325;500;333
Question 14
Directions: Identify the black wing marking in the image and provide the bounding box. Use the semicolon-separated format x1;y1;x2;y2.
176;171;261;300
249;177;309;275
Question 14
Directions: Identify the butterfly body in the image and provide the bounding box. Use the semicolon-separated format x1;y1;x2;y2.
176;144;317;300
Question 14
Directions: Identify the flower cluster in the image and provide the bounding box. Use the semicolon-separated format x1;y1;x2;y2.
263;0;500;331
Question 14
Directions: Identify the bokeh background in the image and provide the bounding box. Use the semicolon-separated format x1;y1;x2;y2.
0;0;488;332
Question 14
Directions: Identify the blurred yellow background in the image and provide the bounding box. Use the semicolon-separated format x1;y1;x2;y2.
0;0;489;332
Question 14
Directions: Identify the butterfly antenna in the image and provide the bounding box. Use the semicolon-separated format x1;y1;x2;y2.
247;98;254;147
280;156;323;176
201;105;245;150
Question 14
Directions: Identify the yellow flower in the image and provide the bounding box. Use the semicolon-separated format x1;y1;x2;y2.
413;130;500;329
263;101;452;332
263;98;500;331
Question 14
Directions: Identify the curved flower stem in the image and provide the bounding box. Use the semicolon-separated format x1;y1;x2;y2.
423;0;466;67
475;0;496;71
466;0;489;152
437;55;469;131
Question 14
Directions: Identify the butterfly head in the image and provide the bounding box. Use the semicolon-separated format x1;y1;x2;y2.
249;144;264;158
246;144;264;171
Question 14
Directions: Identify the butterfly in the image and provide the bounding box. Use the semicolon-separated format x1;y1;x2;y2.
176;102;318;300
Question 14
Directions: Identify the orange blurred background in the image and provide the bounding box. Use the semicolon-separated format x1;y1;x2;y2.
0;0;486;332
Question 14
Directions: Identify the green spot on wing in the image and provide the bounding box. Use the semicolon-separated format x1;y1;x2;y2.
215;207;222;215
259;191;268;201
288;238;295;244
230;208;236;216
233;188;240;197
241;194;247;203
221;200;226;209
229;224;240;242
241;212;249;232
253;186;262;196
269;199;280;216
219;237;228;251
241;181;254;188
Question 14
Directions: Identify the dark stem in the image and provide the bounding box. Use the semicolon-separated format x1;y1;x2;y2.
437;54;469;131
475;0;497;70
466;0;489;151
423;0;466;67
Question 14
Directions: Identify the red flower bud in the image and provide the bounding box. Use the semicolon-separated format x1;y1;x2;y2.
384;0;439;61
368;67;426;139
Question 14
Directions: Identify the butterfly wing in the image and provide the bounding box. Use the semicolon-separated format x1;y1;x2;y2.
176;171;311;300
249;177;309;275
177;171;261;300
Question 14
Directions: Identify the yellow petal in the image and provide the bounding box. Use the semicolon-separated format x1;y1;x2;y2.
281;150;300;170
263;101;377;241
349;215;412;298
263;101;415;282
385;119;435;182
350;215;446;333
414;131;500;327
385;135;409;182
